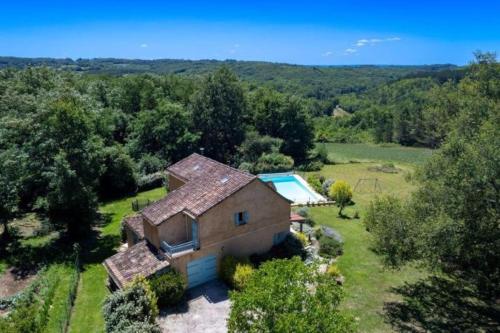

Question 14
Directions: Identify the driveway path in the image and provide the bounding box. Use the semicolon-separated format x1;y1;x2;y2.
158;280;230;333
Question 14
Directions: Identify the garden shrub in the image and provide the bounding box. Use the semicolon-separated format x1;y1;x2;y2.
233;263;254;290
98;145;138;200
121;321;161;333
103;276;159;333
314;228;323;240
138;154;164;175
295;207;315;226
326;264;341;278
137;172;165;192
220;255;251;289
295;232;308;247
322;178;335;197
319;237;344;258
254;152;294;174
296;206;309;218
297;160;324;172
306;174;323;193
149;270;185;307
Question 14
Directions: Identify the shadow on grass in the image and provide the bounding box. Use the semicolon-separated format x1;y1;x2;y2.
79;229;121;266
384;275;500;333
1;231;78;277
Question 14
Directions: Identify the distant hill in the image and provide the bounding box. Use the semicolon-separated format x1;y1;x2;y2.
0;56;460;99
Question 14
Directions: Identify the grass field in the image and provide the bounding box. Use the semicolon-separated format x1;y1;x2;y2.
323;143;433;165
45;264;78;332
68;187;166;333
305;159;426;332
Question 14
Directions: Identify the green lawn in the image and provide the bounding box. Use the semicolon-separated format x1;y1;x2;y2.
68;187;166;333
45;264;78;332
323;143;433;165
306;161;426;332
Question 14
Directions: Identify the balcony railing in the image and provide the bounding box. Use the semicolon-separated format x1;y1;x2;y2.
161;240;195;256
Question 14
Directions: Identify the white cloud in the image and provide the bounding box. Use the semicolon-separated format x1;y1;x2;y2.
344;48;357;54
140;43;148;48
355;37;401;48
322;51;334;57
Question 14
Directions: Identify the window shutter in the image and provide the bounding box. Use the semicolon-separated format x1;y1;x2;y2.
234;213;239;226
243;211;249;224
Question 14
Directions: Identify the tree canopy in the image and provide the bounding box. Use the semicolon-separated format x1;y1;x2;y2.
228;257;354;333
364;53;500;297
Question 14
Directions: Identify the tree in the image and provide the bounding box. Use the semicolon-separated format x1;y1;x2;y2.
251;88;284;137
128;100;198;164
364;196;417;266
191;67;247;163
38;96;104;237
98;145;138;200
365;53;500;297
277;96;314;164
228;257;354;333
253;152;294;174
0;149;22;242
103;275;159;333
238;131;283;163
329;181;353;216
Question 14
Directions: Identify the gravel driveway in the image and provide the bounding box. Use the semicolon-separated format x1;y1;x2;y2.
158;280;230;333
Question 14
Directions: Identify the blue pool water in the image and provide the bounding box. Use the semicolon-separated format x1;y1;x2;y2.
259;174;324;203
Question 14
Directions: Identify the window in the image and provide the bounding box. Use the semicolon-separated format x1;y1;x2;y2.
234;211;249;226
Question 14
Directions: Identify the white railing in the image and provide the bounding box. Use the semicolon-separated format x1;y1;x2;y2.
161;240;195;256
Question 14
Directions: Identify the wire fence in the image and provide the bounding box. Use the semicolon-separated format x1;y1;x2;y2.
56;244;81;333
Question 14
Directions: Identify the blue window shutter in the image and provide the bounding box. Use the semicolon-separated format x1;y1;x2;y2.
243;211;249;224
234;213;239;226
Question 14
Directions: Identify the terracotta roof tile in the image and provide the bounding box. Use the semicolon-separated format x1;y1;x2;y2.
143;154;256;225
123;215;144;239
290;212;306;222
103;241;169;288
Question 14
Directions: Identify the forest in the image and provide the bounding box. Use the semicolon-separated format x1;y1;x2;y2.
0;52;496;238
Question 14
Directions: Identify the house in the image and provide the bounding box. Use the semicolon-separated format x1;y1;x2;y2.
104;153;291;289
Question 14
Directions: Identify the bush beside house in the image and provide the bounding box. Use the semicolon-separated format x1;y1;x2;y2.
149;271;185;307
102;276;160;333
220;256;254;290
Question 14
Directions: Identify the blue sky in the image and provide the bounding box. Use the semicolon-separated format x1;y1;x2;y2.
0;1;498;65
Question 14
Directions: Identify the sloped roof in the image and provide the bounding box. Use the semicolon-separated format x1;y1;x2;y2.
142;153;256;225
123;215;144;239
290;212;306;222
103;241;169;288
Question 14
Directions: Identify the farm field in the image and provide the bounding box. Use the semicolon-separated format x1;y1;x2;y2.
68;187;166;333
323;143;433;165
305;145;428;332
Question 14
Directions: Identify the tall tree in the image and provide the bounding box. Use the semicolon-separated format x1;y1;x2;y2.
0;149;22;242
128;100;198;164
228;257;354;333
364;53;500;297
278;96;314;163
191;67;247;163
39;96;104;237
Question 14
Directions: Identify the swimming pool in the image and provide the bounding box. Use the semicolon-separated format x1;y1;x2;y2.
259;173;326;204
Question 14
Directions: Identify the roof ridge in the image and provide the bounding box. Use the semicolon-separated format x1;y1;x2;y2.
190;153;256;179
